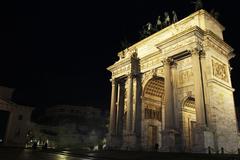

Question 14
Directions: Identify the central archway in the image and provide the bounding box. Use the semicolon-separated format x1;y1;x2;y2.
142;77;164;150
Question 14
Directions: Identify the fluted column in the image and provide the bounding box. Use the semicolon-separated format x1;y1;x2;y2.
191;49;207;127
126;74;133;133
109;79;117;135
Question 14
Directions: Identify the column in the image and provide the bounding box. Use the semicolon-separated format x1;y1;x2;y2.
126;74;133;133
134;75;142;136
164;58;175;129
109;79;118;135
162;58;176;151
116;81;125;136
191;49;207;127
171;62;178;129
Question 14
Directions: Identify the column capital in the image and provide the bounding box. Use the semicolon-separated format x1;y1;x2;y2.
189;43;205;57
127;73;134;79
171;61;177;69
162;57;173;66
110;78;115;82
134;73;142;79
110;78;117;86
162;57;177;67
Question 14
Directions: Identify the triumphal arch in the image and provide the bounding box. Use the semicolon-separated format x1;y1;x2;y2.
107;10;239;153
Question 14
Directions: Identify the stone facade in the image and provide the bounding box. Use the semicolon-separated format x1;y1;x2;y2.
0;86;33;147
107;10;239;153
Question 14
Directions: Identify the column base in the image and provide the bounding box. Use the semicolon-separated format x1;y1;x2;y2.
107;134;123;150
121;133;140;150
191;125;214;153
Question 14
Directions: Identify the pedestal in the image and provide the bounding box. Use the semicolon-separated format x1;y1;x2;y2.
107;134;123;150
161;129;178;152
122;133;139;150
192;126;214;153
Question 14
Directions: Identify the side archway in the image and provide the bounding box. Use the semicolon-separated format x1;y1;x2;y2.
181;96;196;152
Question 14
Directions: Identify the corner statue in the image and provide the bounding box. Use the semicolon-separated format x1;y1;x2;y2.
192;0;203;11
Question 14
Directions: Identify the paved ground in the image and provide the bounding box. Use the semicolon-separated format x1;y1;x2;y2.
1;148;240;160
0;148;105;160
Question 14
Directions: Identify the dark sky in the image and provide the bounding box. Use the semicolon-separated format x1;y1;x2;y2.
1;0;239;109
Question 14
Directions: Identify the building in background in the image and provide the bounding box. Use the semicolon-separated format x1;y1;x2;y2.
28;105;108;150
0;86;33;147
107;10;239;153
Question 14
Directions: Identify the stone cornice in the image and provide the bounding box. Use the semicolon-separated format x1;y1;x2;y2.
140;51;160;63
155;27;205;58
107;57;131;72
208;79;235;92
204;30;234;57
198;9;225;31
107;55;140;78
155;26;204;52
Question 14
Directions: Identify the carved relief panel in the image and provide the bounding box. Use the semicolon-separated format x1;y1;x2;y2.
178;68;194;87
212;59;228;83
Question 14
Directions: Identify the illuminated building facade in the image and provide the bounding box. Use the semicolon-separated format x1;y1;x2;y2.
107;10;239;153
0;86;33;147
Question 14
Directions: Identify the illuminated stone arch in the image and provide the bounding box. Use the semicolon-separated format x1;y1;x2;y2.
142;77;164;149
143;77;165;112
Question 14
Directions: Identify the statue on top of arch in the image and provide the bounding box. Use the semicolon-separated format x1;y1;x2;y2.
192;0;203;11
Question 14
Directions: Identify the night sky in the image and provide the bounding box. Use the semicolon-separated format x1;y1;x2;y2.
1;0;239;110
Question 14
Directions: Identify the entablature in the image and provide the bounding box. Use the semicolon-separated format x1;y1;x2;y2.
107;54;139;79
204;30;234;59
156;26;204;57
